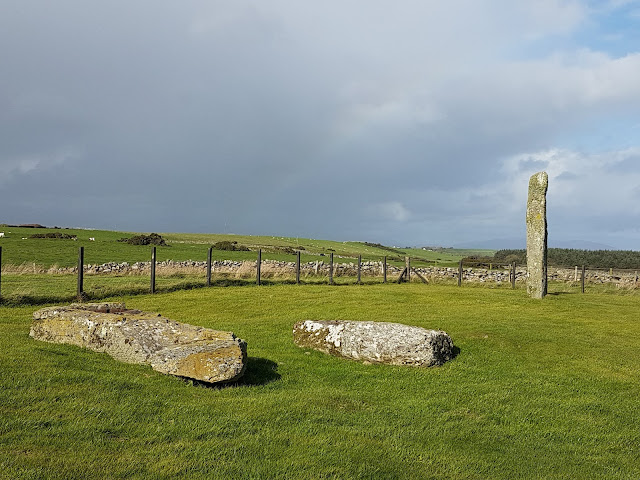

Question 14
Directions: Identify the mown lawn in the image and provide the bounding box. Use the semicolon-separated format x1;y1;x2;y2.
1;283;638;479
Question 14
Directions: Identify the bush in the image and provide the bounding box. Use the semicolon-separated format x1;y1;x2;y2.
274;246;308;255
461;256;496;268
493;250;526;265
275;246;296;255
118;233;168;246
212;241;249;251
493;248;640;269
29;233;77;240
363;242;404;254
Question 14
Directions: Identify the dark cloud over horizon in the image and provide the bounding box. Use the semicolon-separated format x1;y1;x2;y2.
2;1;640;248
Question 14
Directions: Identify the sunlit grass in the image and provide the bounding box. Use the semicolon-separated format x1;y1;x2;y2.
1;283;639;478
0;267;632;306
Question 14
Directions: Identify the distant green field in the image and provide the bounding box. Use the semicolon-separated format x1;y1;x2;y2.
0;227;491;268
1;284;639;478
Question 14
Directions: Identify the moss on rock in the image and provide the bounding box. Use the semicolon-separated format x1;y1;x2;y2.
30;303;246;384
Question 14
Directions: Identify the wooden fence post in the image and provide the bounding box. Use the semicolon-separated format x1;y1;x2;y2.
458;259;463;287
150;247;156;294
511;262;516;289
357;255;362;284
383;256;387;283
77;246;84;301
207;246;212;287
581;265;585;294
574;266;578;282
296;251;301;284
405;257;411;283
329;253;334;285
256;249;261;285
411;267;429;284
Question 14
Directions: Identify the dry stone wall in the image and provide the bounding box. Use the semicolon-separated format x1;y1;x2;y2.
41;259;639;287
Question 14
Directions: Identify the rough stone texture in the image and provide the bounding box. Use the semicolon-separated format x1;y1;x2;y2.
526;171;548;298
35;261;636;288
30;303;246;383
293;320;453;367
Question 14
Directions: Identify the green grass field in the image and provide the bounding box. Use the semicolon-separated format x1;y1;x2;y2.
0;227;487;269
1;283;639;479
0;227;492;304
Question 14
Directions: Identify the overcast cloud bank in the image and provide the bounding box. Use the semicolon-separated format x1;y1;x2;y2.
1;1;640;248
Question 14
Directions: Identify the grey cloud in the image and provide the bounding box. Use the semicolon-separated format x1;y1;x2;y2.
518;159;549;172
1;1;639;249
607;152;640;173
555;171;579;180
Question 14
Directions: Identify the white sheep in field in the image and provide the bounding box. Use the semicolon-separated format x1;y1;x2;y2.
89;237;95;241
0;232;4;238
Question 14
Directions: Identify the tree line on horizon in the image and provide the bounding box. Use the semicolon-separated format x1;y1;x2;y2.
493;248;640;270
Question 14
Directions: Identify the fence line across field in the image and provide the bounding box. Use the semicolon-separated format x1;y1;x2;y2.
8;247;479;301
1;245;638;302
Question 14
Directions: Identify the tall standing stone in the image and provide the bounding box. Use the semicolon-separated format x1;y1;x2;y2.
526;171;548;298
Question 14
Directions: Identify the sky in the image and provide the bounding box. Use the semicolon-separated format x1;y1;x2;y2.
1;1;640;249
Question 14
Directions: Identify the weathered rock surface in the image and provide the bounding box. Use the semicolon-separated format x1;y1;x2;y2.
293;320;453;367
526;171;549;298
30;303;246;383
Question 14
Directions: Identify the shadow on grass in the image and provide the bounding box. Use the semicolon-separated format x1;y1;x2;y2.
0;279;259;307
451;345;461;359
0;293;78;307
236;357;281;386
0;276;390;307
186;357;281;389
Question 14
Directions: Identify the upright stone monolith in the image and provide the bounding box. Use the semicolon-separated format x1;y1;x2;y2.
526;171;548;298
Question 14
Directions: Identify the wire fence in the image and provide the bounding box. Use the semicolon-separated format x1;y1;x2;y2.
0;246;637;305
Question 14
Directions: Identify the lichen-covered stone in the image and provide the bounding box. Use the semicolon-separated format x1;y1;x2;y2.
527;172;549;298
293;320;453;367
30;303;246;383
526;171;548;298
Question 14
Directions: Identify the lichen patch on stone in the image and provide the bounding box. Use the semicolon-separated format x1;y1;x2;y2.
293;320;454;367
526;171;548;298
30;303;246;384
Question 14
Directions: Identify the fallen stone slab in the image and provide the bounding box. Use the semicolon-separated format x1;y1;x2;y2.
30;303;246;384
293;320;453;367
